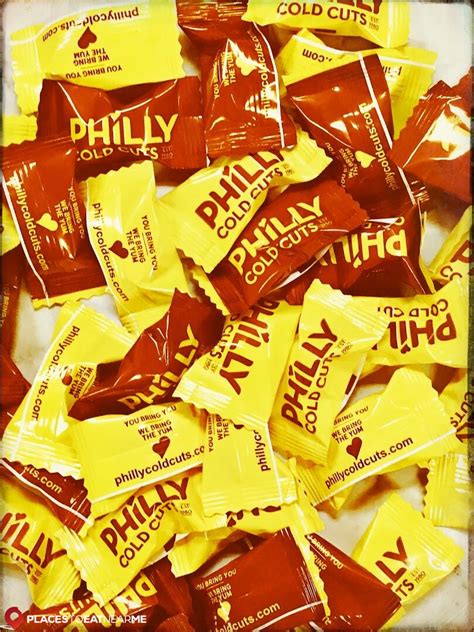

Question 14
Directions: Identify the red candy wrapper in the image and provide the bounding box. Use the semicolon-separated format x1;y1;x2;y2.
16;558;194;631
191;528;324;631
306;533;401;630
0;349;30;438
177;0;296;157
196;179;368;313
37;78;207;179
1;246;24;353
285;204;434;303
287;56;416;218
2;137;106;306
70;291;224;420
391;73;471;204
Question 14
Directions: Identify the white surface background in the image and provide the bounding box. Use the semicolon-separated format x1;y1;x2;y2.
1;0;472;629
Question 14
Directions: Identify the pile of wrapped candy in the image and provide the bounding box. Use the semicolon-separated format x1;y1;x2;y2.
1;0;471;629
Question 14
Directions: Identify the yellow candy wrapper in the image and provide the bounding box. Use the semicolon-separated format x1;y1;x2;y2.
423;449;470;530
168;529;242;577
158;128;330;272
440;369;473;444
367;277;468;368
352;494;464;605
11;0;184;115
295;368;458;506
71;402;206;505
175;299;300;432
270;280;388;465
1;115;38;254
2;303;134;477
1;481;81;608
276;30;436;137
429;207;472;287
202;415;297;516
85;161;187;323
243;0;410;48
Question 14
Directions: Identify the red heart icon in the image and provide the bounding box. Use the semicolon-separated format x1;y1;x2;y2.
109;240;129;259
78;27;97;50
346;436;362;459
152;436;170;458
62;373;72;386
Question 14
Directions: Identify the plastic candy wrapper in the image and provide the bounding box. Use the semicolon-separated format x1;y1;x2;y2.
70;291;224;420
175;299;300;432
202;415;297;516
10;0;184;115
277;30;436;138
270;281;389;465
17;558;194;631
190;528;326;631
178;0;296;157
2;137;107;306
285;204;434;303
296;368;458;508
440;369;473;444
0;247;24;354
305;533;402;630
85;161;188;321
1;479;81;609
58;470;225;604
158;128;331;272
242;0;410;48
0;349;30;437
71;402;206;506
391;74;471;204
352;494;464;605
2;303;135;478
287;56;417;218
36;78;206;178
366;276;468;367
429;206;472;287
193;179;367;314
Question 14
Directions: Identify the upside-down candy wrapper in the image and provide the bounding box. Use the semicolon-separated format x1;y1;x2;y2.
0;349;30;437
2;137;106;306
85;161;187;320
202;415;297;516
243;0;410;48
287;56;417;218
175;299;300;432
305;533;402;630
429;206;472;287
277;30;436;138
36;78;206;177
390;75;471;204
366;276;468;367
440;369;473;444
158;128;331;272
297;368;458;508
0;247;24;354
17;558;194;631
2;115;38;255
1;479;81;609
352;494;464;605
10;0;184;115
177;0;296;157
193;179;368;314
2;303;135;478
270;281;388;465
191;528;326;631
58;471;225;604
71;402;206;506
285;204;434;303
70;291;224;420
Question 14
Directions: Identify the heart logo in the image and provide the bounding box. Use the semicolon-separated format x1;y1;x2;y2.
37;213;58;232
78;26;97;50
109;240;129;259
217;601;231;622
346;436;362;460
355;150;376;169
235;53;256;77
233;423;245;430
62;372;72;386
152;436;170;458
